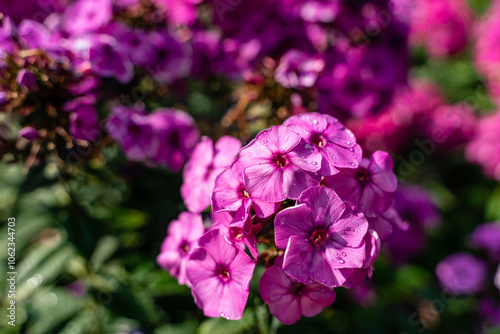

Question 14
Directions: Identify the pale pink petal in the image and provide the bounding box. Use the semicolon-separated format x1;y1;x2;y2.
283;113;328;141
229;249;256;287
287;140;322;172
198;229;238;265
322;143;362;169
252;198;280;218
212;167;245;212
186;248;217;284
213;136;241;168
244;163;285;202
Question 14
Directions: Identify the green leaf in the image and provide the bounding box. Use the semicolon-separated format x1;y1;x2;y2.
154;321;199;334
198;309;254;334
90;235;119;271
26;287;86;334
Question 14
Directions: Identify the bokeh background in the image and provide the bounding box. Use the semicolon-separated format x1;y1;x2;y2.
1;0;500;333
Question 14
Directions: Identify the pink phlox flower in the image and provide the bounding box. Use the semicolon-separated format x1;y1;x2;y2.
181;136;241;213
212;162;280;227
274;186;369;287
283;112;362;176
210;211;258;259
186;229;255;320
259;255;336;325
238;125;322;202
323;150;397;217
157;212;205;286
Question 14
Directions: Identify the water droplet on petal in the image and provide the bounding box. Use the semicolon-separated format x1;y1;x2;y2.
342;252;347;257
337;258;345;264
309;161;317;165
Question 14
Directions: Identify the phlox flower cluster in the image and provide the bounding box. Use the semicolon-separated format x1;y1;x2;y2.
105;105;199;171
158;113;403;323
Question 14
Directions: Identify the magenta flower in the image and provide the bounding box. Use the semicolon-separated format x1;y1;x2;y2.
436;252;487;295
470;222;500;259
89;37;134;84
275;186;369;287
186;229;255;320
342;230;380;289
105;105;158;161
149;108;200;172
238;125;321;202
212;163;280;226
210;211;258;259
181;136;241;213
259;255;336;325
62;0;113;35
147;29;191;84
284;112;362;176
157;212;205;285
69;103;100;141
274;49;325;89
323;150;397;217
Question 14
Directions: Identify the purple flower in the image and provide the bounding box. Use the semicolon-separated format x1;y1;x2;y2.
238;125;321;202
274;50;325;89
470;222;500;259
149;108;200;172
436;252;487;295
89;36;134;84
62;0;113;35
324;150;397;217
274;186;369;287
147;30;191;83
181;136;241;213
284;112;362;176
385;184;440;263
18;20;53;50
212;163;280;227
117;29;156;67
106;105;158;161
18;127;39;141
259;255;336;325
186;229;255;320
16;69;37;91
69;104;100;141
157;212;205;285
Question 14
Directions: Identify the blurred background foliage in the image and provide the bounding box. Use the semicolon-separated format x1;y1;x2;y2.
1;0;500;333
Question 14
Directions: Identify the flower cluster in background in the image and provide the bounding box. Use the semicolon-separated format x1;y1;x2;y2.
1;0;500;333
